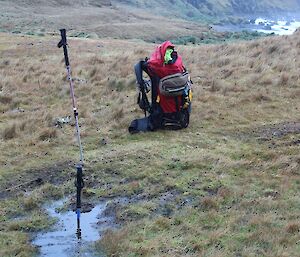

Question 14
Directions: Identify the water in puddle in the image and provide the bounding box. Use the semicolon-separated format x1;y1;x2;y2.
33;200;109;257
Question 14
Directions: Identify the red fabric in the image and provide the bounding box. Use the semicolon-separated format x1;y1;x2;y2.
159;95;182;113
148;41;184;78
148;41;185;113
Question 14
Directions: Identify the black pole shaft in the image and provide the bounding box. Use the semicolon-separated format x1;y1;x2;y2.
76;165;83;209
76;165;83;239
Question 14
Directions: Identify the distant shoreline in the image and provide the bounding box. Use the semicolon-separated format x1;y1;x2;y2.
213;17;300;35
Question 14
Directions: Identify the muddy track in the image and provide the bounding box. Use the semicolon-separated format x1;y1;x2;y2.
255;121;300;140
0;160;74;199
227;121;300;143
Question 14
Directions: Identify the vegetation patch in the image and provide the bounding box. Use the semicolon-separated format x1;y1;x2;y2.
171;30;272;45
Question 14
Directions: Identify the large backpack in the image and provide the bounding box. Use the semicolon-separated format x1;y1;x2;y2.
147;41;192;120
129;42;192;133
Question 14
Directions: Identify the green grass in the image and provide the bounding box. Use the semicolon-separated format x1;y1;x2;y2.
171;31;273;45
95;133;300;256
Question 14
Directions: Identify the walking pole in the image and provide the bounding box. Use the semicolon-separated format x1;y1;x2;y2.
57;29;84;239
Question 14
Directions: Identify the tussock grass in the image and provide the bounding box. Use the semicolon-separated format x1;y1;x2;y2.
96;229;129;256
0;95;12;104
0;232;37;257
2;123;17;140
38;128;58;141
1;31;300;257
22;196;40;211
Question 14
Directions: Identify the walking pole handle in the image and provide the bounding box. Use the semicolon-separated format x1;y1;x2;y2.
57;29;70;67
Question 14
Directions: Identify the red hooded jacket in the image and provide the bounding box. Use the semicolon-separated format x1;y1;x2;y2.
147;41;185;113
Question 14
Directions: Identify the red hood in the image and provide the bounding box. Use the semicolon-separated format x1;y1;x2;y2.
149;41;174;67
148;41;184;78
160;41;174;62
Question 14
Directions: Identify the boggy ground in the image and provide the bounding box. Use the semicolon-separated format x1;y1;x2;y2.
0;32;300;257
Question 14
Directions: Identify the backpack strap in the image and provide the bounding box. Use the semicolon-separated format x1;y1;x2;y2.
135;61;151;116
174;96;180;112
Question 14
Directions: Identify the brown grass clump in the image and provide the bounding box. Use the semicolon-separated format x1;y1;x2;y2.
2;123;17;140
112;108;124;121
23;197;39;211
267;44;279;55
96;229;129;257
154;217;171;230
278;73;289;86
39;183;63;200
0;95;12;104
250;93;272;102
217;186;231;198
208;79;222;92
38;128;57;141
89;67;98;79
0;232;37;257
201;196;218;210
42;113;54;128
285;222;300;234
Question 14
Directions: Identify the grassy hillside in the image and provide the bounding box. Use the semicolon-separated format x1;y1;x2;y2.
0;0;112;7
0;30;299;256
0;0;271;46
2;0;300;35
0;0;219;42
198;0;300;15
117;0;300;19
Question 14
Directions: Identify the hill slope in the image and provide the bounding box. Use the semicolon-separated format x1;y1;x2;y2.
116;0;300;19
186;0;300;15
0;0;214;41
1;0;299;43
0;0;112;7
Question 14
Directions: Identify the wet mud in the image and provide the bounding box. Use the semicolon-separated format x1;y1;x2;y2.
233;121;300;143
0;161;73;199
255;121;300;140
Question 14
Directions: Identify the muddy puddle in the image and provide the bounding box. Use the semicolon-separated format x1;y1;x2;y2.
33;200;114;257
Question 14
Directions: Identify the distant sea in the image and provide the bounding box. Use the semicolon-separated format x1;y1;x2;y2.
213;18;300;35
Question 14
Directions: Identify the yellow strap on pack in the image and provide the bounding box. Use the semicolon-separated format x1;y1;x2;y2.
156;95;160;103
183;89;192;109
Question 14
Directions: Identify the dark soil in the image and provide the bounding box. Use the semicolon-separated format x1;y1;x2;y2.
254;121;300;140
0;161;74;199
233;121;300;143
